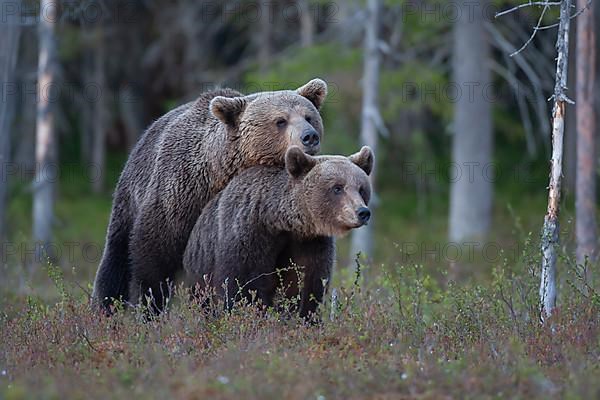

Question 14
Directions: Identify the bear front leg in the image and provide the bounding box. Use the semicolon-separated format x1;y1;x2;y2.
213;263;277;311
286;236;335;320
129;204;181;314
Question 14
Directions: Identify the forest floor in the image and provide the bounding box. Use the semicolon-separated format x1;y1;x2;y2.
1;258;599;399
1;163;599;399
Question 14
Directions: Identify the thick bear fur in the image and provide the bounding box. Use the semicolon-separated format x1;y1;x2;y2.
92;79;329;313
183;146;373;318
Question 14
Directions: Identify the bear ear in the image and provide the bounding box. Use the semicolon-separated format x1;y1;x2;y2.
285;146;317;178
210;96;247;128
349;146;374;176
296;78;328;110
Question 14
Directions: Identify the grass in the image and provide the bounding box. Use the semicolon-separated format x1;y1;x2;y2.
1;227;599;399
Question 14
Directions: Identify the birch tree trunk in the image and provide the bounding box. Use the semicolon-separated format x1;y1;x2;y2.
258;1;272;74
448;0;493;242
575;0;597;283
92;29;106;193
33;0;58;251
299;0;314;47
350;0;380;262
0;0;22;241
540;0;572;321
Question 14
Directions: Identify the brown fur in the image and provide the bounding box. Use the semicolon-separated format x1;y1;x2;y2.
183;146;374;318
92;79;328;313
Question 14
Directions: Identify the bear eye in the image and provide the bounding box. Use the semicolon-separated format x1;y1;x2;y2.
276;118;287;128
305;115;312;124
332;185;344;195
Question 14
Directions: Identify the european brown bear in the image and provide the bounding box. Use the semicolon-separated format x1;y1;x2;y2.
183;146;373;318
92;79;328;313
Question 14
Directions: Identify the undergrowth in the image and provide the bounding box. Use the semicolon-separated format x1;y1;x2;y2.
1;240;599;400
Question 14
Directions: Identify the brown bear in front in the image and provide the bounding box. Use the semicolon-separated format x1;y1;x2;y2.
92;79;328;313
183;146;373;318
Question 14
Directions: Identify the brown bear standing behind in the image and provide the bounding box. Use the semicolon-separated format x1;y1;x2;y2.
92;79;328;313
183;146;373;318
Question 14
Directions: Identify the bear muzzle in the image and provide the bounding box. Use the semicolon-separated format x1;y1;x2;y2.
300;127;320;155
357;207;371;226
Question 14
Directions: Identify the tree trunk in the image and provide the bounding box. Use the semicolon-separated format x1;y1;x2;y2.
540;0;572;321
299;0;314;47
118;85;143;151
575;0;596;283
596;0;600;153
92;29;106;193
33;0;58;252
0;0;22;241
448;0;493;242
80;50;92;165
350;0;380;263
563;30;577;195
258;1;272;73
14;28;37;173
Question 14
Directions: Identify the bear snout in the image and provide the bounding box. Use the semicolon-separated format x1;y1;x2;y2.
300;127;320;154
357;207;371;225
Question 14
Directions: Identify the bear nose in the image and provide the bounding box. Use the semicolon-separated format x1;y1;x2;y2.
301;128;320;147
357;207;371;224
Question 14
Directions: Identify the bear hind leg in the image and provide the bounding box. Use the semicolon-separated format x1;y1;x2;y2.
92;191;134;313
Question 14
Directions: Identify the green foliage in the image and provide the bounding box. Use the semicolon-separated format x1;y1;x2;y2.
380;62;450;121
245;44;363;155
46;262;68;302
2;238;598;399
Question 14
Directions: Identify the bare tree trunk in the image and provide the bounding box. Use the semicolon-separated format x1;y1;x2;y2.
92;29;106;193
575;0;596;283
350;0;380;262
540;0;572;322
596;0;600;153
14;28;37;173
299;0;314;47
448;0;493;242
0;0;22;241
80;50;92;165
258;1;272;73
118;85;143;151
33;0;58;251
564;31;577;195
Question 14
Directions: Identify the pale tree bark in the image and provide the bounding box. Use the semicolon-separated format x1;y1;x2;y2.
575;0;596;283
33;0;58;251
449;0;493;242
540;0;572;321
299;0;314;47
0;0;22;241
258;1;272;73
350;0;380;262
92;29;106;193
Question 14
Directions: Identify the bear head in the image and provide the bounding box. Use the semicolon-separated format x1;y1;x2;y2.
285;145;374;237
209;79;328;166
